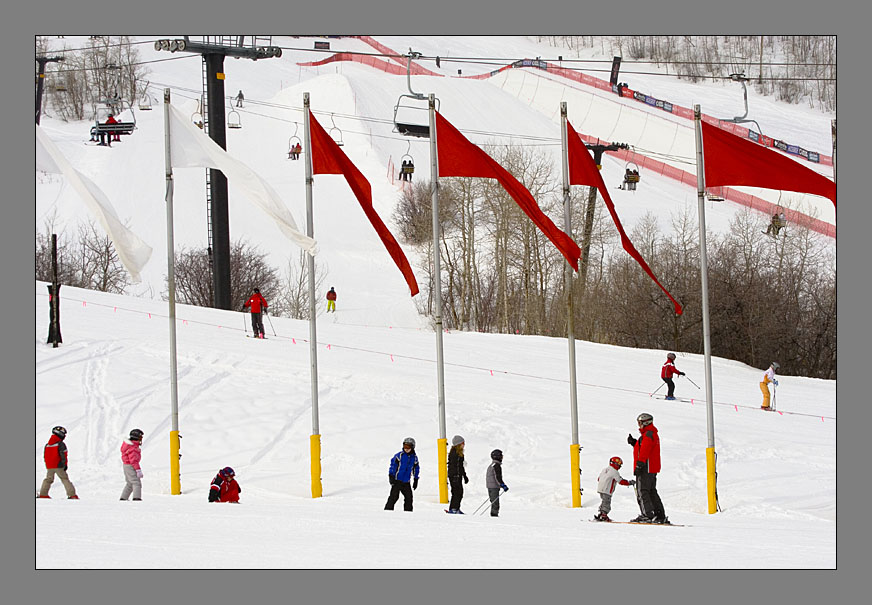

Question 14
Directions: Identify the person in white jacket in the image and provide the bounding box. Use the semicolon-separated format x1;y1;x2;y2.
760;361;780;410
593;456;635;522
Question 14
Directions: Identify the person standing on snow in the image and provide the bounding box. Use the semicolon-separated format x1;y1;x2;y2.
485;449;509;517
627;413;669;524
446;435;469;514
592;456;635;522
760;362;780;410
243;288;268;338
235;90;244;108
209;467;241;503
37;426;79;499
661;352;685;400
325;287;337;313
385;437;420;512
120;428;144;501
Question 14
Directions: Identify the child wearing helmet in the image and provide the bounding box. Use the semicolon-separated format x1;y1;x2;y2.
37;426;78;499
120;429;144;501
209;467;241;503
385;437;420;511
485;449;509;517
760;362;780;410
446;435;469;514
626;413;669;523
592;456;635;522
661;352;685;400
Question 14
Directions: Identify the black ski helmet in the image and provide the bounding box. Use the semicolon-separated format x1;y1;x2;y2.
667;352;676;361
637;413;654;427
52;426;67;438
220;466;235;478
403;437;416;449
129;428;144;441
254;287;260;293
491;449;503;461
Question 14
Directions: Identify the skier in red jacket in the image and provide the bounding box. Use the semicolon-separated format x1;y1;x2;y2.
627;413;669;524
243;288;268;338
325;287;337;313
37;426;78;499
209;467;241;503
660;352;685;400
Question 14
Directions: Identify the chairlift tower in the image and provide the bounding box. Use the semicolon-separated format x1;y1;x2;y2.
155;36;282;310
35;55;64;124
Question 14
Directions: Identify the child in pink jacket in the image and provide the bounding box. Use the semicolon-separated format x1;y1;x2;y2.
120;428;144;501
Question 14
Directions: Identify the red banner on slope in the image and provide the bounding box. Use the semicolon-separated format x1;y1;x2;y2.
435;111;581;271
701;121;835;207
309;112;419;296
567;121;683;315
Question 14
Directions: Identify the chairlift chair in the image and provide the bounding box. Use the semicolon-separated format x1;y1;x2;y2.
623;161;640;191
329;113;344;146
393;50;438;138
287;124;303;159
706;186;725;202
228;109;242;129
398;140;415;181
138;94;153;111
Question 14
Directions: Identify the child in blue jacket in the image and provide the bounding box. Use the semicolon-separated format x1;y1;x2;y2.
384;437;420;511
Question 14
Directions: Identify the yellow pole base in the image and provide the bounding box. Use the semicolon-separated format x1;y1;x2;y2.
706;446;717;514
170;430;181;495
437;438;448;504
570;443;581;507
311;434;322;498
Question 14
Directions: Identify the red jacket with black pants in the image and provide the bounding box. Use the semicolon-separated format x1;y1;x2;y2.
243;292;268;337
209;474;241;502
661;359;684;399
630;424;666;521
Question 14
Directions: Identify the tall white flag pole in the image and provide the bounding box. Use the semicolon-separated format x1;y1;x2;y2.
303;93;322;498
694;105;718;514
429;94;448;504
560;102;581;508
163;89;182;495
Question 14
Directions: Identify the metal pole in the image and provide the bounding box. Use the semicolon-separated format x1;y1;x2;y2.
304;93;322;498
205;53;231;310
694;105;717;514
561;103;581;507
429;94;448;504
163;89;182;495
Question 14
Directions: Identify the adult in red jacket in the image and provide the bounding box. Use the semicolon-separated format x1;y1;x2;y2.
209;467;241;502
660;352;685;400
243;288;268;338
627;413;669;524
325;286;337;313
37;426;78;499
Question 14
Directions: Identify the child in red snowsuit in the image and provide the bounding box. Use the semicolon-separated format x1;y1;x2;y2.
209;467;241;503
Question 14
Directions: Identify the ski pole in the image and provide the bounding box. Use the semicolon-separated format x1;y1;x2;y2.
682;374;701;389
471;495;492;516
650;381;666;397
477;490;507;516
772;383;777;411
265;309;277;336
242;309;248;335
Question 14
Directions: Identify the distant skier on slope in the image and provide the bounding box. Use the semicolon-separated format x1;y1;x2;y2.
661;352;685;400
760;362;780;410
592;456;635;522
627;413;669;524
326;287;337;313
120;429;144;501
209;467;241;503
243;288;268;338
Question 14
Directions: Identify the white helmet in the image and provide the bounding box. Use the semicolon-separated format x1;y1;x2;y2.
402;437;416;449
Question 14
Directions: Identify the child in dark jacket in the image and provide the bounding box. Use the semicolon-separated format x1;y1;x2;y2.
485;449;509;517
446;435;469;513
593;456;635;522
385;437;420;511
209;467;241;503
37;426;78;499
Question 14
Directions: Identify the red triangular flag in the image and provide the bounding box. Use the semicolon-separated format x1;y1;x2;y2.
567;121;683;315
435;111;580;271
309;112;419;296
701;120;835;206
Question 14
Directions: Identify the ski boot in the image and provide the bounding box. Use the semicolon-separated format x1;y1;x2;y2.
593;513;611;522
630;514;653;523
